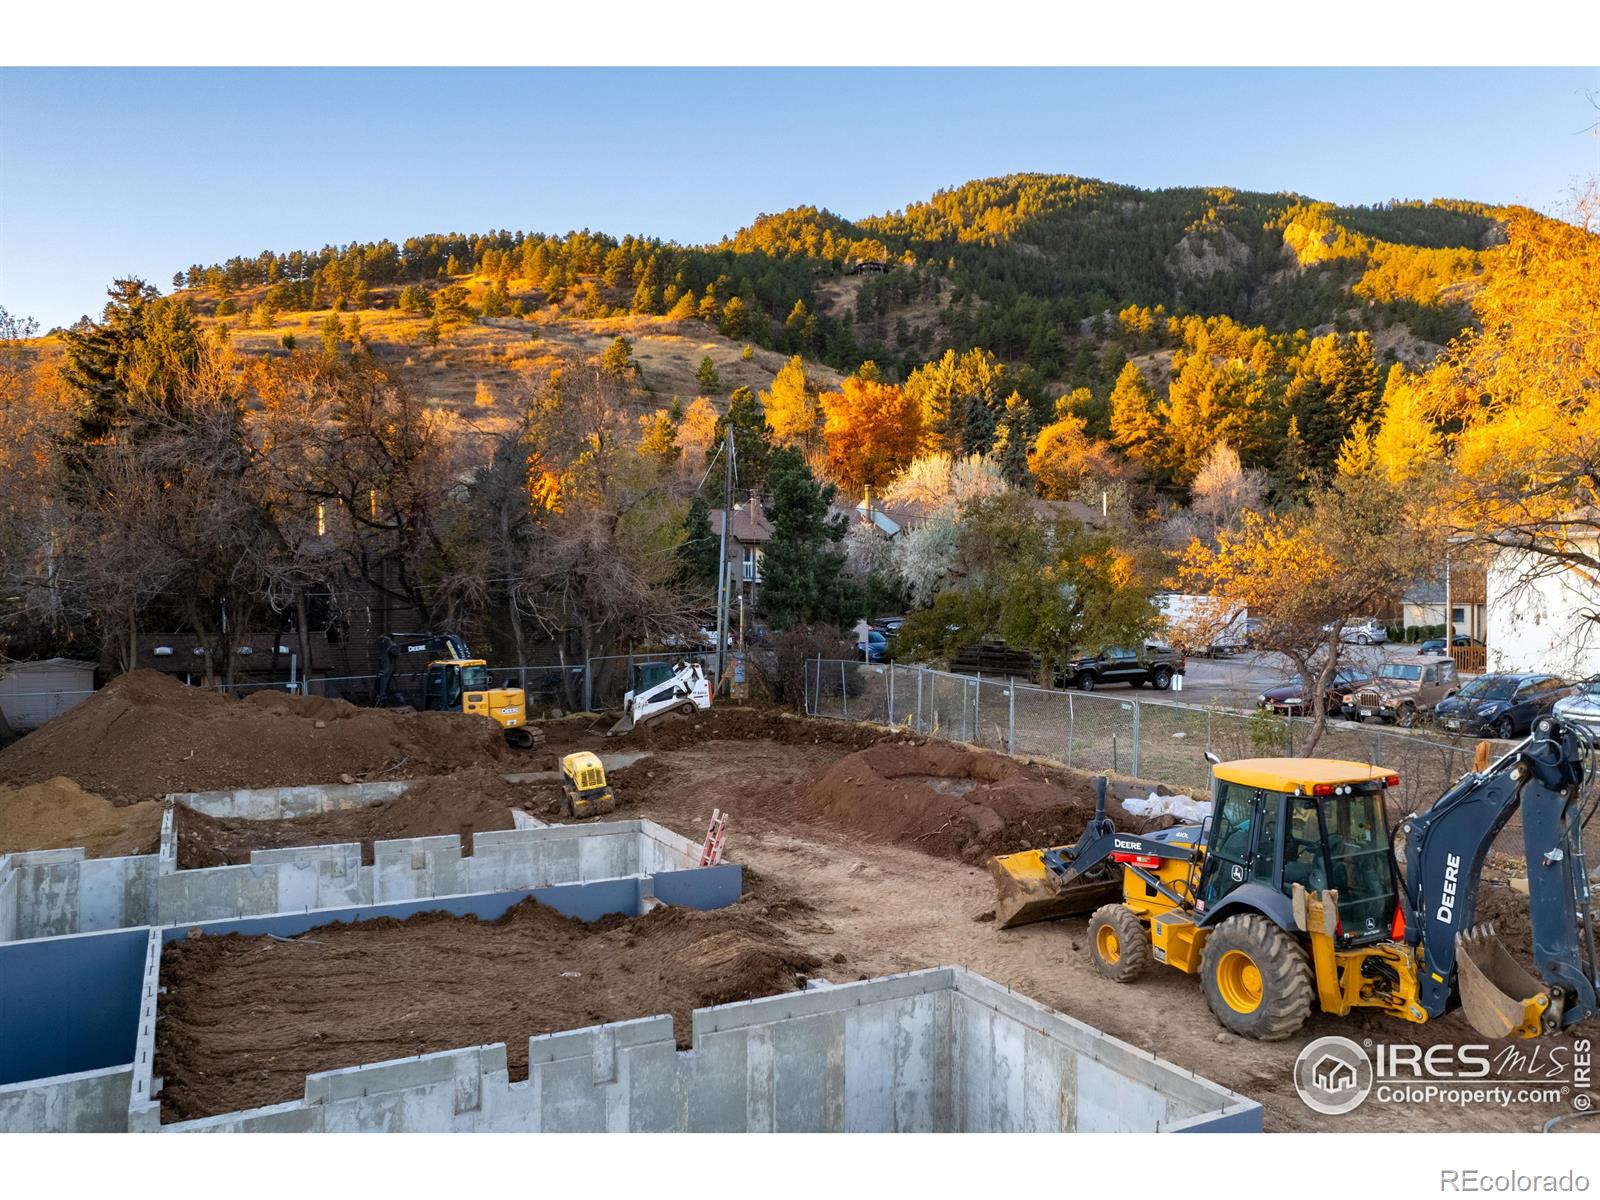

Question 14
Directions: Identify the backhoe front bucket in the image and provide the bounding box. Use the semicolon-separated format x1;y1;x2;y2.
990;850;1120;929
1457;924;1555;1039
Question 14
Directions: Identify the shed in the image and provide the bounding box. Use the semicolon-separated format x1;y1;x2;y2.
0;659;98;735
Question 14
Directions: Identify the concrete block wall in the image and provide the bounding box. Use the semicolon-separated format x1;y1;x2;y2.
0;1065;134;1133
161;967;1259;1133
170;779;413;819
1;819;717;943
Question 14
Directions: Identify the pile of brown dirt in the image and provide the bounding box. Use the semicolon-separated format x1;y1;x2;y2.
624;706;904;753
790;742;1169;863
174;767;538;868
154;897;820;1122
0;776;163;859
0;670;511;805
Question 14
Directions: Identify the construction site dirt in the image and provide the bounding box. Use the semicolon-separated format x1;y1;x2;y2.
154;898;820;1122
0;670;513;805
172;767;540;867
8;695;1590;1134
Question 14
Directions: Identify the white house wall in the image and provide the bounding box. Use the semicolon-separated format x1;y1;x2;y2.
1485;547;1600;678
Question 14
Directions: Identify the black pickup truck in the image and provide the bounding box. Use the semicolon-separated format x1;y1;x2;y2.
1055;645;1186;691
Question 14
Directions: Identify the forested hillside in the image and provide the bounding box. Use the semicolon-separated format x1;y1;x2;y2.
3;172;1589;689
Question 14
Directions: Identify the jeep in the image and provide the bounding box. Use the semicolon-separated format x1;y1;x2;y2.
1337;656;1458;726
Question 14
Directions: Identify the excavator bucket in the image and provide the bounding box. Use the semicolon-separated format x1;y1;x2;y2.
1456;924;1554;1039
989;849;1121;929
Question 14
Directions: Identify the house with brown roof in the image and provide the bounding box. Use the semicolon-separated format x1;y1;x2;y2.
708;492;774;606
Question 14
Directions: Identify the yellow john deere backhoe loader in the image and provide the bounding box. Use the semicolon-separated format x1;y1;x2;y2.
374;633;542;749
991;717;1598;1041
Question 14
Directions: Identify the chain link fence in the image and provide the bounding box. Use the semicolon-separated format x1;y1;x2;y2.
804;658;1505;801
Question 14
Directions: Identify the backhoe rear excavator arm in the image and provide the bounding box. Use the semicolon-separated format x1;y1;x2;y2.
1399;717;1598;1036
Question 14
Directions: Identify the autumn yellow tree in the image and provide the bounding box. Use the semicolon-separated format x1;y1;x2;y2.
1176;470;1440;749
1416;188;1600;597
762;355;821;450
819;375;925;494
1027;410;1119;500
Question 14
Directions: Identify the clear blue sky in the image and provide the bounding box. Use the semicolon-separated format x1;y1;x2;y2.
2;67;1595;329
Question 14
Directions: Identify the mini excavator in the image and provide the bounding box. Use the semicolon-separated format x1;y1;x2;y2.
374;632;542;749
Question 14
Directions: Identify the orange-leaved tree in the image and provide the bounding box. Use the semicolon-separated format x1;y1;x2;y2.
1416;188;1600;603
819;375;924;495
1175;469;1440;751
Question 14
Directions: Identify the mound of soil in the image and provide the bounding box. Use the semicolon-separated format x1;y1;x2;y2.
0;670;511;805
626;706;903;753
154;897;820;1122
173;767;539;868
792;742;1169;863
0;776;163;859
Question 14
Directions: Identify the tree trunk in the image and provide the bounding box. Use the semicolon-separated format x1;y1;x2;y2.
124;607;138;674
294;587;313;692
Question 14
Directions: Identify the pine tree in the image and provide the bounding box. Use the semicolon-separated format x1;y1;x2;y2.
763;355;820;449
756;446;862;630
696;355;722;394
707;386;772;495
1335;419;1376;478
601;335;637;378
1108;360;1161;467
678;494;721;589
1272;415;1311;502
666;290;697;320
631;277;660;315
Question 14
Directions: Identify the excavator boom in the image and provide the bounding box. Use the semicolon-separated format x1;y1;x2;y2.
1401;717;1598;1037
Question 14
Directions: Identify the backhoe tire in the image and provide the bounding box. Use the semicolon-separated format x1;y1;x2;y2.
1087;904;1151;983
1200;914;1313;1040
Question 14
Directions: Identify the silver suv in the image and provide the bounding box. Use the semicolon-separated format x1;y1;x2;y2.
1338;656;1458;726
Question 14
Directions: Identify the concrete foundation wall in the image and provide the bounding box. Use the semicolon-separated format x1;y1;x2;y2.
163;968;1259;1133
0;927;148;1086
0;1065;135;1133
1;819;711;943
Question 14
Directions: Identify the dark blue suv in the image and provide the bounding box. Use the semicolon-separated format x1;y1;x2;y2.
1432;673;1571;739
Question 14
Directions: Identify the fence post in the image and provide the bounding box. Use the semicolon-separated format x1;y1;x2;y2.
1067;692;1075;768
583;658;593;713
1130;700;1141;778
1112;733;1119;775
841;660;849;720
974;672;982;745
917;667;924;733
1007;682;1016;755
888;666;895;726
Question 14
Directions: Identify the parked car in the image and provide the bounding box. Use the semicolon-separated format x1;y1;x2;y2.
1056;644;1186;691
1416;634;1481;656
1257;667;1368;716
1337;657;1459;726
1552;677;1600;732
1432;673;1572;739
871;615;907;634
1322;618;1388;646
856;628;890;663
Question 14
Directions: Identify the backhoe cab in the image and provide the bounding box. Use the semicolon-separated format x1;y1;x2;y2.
990;718;1598;1042
376;633;541;749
